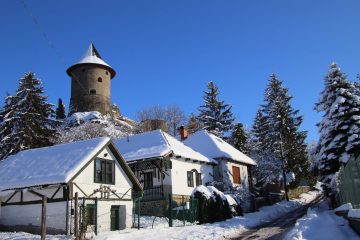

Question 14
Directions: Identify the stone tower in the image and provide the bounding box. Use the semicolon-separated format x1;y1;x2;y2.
67;43;116;116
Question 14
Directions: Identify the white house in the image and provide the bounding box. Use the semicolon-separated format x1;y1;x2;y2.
183;130;256;192
114;130;215;215
0;137;141;235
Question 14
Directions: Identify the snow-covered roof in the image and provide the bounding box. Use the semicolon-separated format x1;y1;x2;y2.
0;137;110;191
114;130;215;164
66;43;116;78
184;130;256;165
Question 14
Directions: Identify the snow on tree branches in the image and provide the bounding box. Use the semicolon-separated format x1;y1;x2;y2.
251;74;309;186
230;123;250;154
0;72;57;160
314;62;360;194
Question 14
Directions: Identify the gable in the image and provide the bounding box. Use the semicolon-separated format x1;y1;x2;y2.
72;146;134;191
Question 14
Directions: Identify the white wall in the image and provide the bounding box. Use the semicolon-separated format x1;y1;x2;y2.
0;202;67;231
171;158;214;196
220;160;249;189
96;200;133;232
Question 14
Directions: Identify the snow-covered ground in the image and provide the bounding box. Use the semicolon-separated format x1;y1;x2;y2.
0;232;70;240
285;200;359;240
0;191;322;240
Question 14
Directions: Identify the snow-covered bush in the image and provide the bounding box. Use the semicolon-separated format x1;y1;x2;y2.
191;186;241;224
229;186;252;213
53;111;138;144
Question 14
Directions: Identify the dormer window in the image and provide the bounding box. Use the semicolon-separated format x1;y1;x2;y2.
90;89;96;94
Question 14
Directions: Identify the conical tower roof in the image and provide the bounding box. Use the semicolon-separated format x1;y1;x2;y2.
66;43;116;78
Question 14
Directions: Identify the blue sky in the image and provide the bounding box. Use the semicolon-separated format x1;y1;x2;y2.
1;0;360;142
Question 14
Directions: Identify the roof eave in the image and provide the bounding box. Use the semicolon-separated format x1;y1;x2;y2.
66;62;116;78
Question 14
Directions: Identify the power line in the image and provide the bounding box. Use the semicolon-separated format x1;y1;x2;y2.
19;0;65;66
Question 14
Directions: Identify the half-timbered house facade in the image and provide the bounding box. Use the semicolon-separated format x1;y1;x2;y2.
0;137;141;235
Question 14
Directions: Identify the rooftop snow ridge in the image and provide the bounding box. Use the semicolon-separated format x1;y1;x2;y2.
184;130;256;165
114;129;215;164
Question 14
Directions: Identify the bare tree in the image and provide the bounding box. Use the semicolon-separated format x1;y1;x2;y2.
136;104;186;136
166;104;187;136
137;105;167;121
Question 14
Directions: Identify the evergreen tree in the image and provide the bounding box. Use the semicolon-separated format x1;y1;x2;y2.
55;98;66;119
0;95;14;160
264;74;309;186
250;107;281;184
230;123;249;154
251;108;271;152
315;63;360;194
0;72;57;160
186;113;203;134
197;81;234;138
251;74;309;186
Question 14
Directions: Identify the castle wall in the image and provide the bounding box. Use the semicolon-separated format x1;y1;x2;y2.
69;64;112;115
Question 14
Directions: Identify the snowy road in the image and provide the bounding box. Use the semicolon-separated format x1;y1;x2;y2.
232;194;324;240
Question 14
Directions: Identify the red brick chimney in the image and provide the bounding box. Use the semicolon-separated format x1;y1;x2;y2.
179;125;188;141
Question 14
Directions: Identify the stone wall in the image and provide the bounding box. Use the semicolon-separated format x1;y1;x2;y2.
69;64;112;115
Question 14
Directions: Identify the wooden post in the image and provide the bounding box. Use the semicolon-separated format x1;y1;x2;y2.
137;197;140;230
168;193;173;227
74;192;79;238
40;196;47;240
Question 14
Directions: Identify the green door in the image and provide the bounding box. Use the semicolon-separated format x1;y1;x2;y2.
110;206;120;231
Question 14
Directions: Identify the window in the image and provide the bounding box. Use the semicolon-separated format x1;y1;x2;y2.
90;89;96;94
98;77;102;82
232;166;241;184
95;159;115;184
143;172;153;189
105;71;109;75
195;172;202;186
187;171;194;187
82;68;86;72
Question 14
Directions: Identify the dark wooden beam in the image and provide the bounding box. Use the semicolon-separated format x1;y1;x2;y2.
119;188;131;199
2;198;65;206
72;182;88;197
28;190;45;199
4;191;18;203
50;186;62;200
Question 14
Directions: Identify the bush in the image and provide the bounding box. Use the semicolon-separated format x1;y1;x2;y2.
191;186;241;224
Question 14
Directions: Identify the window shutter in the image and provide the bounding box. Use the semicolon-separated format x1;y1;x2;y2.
232;166;241;184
